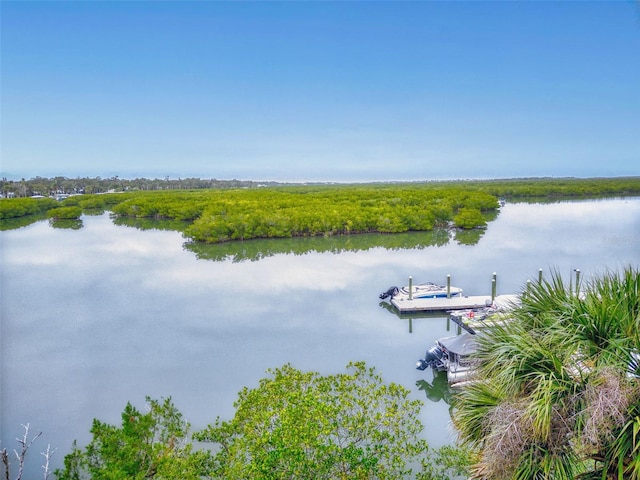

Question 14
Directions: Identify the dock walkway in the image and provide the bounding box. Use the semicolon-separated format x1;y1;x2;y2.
390;293;519;313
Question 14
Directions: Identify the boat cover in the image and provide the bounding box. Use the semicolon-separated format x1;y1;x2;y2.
438;333;477;356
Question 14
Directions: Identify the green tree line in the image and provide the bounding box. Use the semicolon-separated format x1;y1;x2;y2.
0;196;59;219
0;176;266;197
1;184;499;238
2;177;640;242
2;175;639;199
177;186;498;242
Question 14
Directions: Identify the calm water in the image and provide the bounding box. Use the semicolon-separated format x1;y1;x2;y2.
2;197;639;475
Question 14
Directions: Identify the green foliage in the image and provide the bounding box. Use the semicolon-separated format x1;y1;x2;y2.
470;176;640;199
195;361;428;479
113;185;499;243
49;218;83;230
452;207;486;229
4;178;640;244
0;212;49;230
47;206;82;220
77;196;106;210
452;267;640;480
110;191;209;221
417;444;472;480
0;197;59;219
54;375;470;479
102;176;640;243
56;397;213;480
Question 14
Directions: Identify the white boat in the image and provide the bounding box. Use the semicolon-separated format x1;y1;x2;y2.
380;282;463;300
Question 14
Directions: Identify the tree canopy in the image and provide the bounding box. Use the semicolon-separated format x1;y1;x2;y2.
54;364;469;480
56;397;213;480
195;361;428;479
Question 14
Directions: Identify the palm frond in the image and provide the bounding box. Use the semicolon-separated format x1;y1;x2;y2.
451;266;640;479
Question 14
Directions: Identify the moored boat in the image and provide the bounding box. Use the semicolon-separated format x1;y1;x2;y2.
438;332;478;386
416;331;481;385
380;282;463;300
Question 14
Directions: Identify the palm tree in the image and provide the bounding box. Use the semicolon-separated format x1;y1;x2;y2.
452;267;640;480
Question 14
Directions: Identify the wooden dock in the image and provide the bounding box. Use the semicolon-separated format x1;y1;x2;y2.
390;293;520;313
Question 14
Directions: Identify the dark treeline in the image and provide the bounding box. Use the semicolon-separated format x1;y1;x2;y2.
0;176;279;197
2;175;640;199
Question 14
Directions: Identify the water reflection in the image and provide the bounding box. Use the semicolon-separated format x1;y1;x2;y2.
83;208;107;217
2;209;489;259
417;370;453;405
378;301;459;334
185;228;467;263
453;228;485;245
49;218;83;230
0;212;48;230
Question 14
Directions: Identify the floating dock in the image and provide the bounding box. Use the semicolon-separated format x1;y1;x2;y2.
390;293;519;313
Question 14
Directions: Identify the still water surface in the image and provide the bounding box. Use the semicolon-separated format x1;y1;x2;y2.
1;198;639;474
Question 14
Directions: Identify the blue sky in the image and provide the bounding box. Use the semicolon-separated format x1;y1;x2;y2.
1;1;639;182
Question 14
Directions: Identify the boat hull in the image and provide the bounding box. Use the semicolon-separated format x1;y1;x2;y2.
382;282;463;301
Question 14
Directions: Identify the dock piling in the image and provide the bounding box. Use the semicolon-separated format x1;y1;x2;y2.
408;276;413;300
491;272;497;301
538;268;543;283
447;274;451;298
